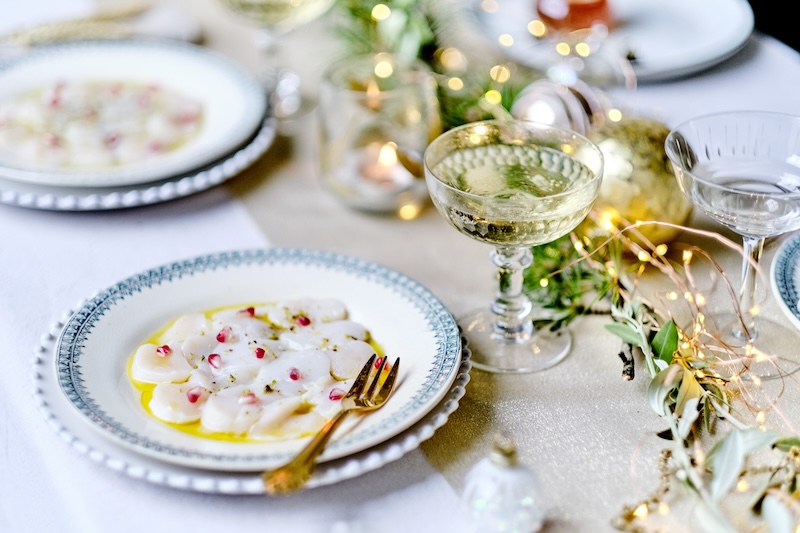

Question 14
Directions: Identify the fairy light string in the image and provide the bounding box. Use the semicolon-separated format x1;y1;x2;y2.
333;2;800;528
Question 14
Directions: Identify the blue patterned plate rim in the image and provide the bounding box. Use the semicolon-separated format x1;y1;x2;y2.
771;232;800;332
52;248;462;471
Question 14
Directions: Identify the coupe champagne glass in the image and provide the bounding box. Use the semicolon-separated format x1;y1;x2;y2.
219;0;335;118
665;111;800;377
424;119;604;373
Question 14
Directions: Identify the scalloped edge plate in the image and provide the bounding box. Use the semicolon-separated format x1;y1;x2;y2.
36;248;464;473
0;39;267;187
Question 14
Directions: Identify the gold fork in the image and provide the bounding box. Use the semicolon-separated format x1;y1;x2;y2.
262;353;400;494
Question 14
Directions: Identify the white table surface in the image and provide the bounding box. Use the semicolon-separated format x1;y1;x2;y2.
2;1;800;532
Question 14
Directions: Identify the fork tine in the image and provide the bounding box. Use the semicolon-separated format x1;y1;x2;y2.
365;355;387;398
373;358;399;404
345;354;376;400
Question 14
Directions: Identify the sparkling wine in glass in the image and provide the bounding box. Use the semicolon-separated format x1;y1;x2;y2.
219;0;335;118
665;110;800;377
424;119;604;373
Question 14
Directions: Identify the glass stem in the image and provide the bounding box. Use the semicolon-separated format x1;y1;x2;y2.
252;28;281;92
490;246;534;343
737;236;764;341
252;28;302;119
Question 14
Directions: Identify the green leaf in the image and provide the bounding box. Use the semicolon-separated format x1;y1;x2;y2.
604;323;644;348
774;437;800;452
707;429;779;501
651;319;678;364
647;365;683;417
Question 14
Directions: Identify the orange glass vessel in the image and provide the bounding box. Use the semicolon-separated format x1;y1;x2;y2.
535;0;613;32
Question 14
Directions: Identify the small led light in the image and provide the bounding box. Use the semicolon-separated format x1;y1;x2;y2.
498;34;514;47
484;90;502;105
527;19;546;37
371;4;391;20
447;77;464;91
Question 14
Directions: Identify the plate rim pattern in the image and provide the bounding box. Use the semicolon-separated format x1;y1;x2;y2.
772;233;800;330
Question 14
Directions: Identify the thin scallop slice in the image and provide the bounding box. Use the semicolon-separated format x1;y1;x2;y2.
263;298;348;328
131;342;193;384
254;349;332;397
200;386;263;434
161;313;212;342
181;334;217;366
248;395;305;437
149;383;208;424
329;340;376;380
314;320;369;345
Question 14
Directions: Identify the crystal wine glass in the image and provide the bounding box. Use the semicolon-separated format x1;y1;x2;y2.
219;0;335;118
665;111;800;377
424;119;604;373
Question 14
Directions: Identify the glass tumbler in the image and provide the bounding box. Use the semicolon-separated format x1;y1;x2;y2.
318;54;441;219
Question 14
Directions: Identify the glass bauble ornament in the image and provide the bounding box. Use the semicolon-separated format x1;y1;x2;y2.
461;434;545;533
582;114;693;244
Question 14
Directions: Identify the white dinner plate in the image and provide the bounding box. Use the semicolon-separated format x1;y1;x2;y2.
0;39;267;187
469;0;754;83
0;111;276;211
771;233;800;332
41;248;463;472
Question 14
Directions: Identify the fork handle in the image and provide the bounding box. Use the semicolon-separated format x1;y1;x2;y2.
292;408;350;466
263;408;351;493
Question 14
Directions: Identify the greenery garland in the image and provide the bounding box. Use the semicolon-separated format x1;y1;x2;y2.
332;2;800;530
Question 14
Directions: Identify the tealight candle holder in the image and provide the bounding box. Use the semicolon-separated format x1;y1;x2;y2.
318;53;441;219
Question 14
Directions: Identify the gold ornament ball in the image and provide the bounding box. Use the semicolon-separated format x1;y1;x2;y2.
580;115;692;244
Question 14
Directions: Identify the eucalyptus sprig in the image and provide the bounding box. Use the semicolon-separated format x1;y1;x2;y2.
545;216;800;530
332;3;800;529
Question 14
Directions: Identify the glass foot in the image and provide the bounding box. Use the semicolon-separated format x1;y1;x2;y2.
705;312;800;379
460;308;572;374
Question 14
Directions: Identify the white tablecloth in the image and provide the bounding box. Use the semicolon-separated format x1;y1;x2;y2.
2;2;800;531
0;188;470;533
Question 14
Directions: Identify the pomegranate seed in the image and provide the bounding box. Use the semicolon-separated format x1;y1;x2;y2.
295;316;311;326
208;353;221;369
155;345;172;357
329;388;345;401
186;386;203;403
374;356;384;369
239;307;255;317
105;132;120;148
289;367;301;381
238;393;259;405
176;111;199;125
44;132;60;147
254;347;266;359
216;326;232;343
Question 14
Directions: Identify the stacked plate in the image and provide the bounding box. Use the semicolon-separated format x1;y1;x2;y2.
0;40;277;210
34;248;469;493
